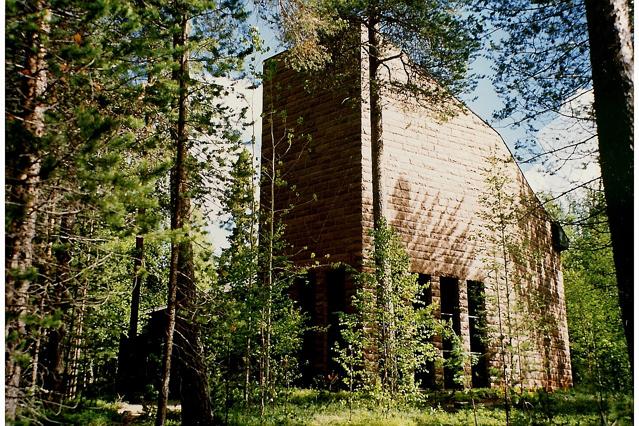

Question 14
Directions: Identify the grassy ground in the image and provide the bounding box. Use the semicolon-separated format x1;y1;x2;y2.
36;388;632;425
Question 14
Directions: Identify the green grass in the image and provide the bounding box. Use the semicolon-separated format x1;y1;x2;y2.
224;388;631;426
29;388;631;425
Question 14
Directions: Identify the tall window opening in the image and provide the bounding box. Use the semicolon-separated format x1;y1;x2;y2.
326;267;346;375
292;271;316;383
467;280;489;388
414;273;435;389
440;276;462;389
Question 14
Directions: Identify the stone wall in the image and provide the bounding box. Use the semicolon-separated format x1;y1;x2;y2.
261;48;572;389
261;54;363;376
372;53;572;389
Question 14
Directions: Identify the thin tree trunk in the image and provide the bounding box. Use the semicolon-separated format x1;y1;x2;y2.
30;213;56;394
367;19;384;231
129;235;144;339
261;116;277;416
119;234;144;396
584;0;634;370
42;213;77;405
66;277;88;399
367;15;398;392
499;220;512;425
5;2;50;419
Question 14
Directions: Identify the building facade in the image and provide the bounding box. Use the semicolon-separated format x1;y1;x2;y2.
260;47;572;390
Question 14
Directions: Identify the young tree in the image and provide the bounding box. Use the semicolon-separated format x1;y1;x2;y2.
335;222;437;406
258;76;310;415
477;155;518;424
477;153;545;423
208;148;262;416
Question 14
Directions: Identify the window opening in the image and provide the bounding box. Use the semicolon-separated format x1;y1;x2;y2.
414;274;435;389
440;276;462;389
326;267;346;375
467;280;489;388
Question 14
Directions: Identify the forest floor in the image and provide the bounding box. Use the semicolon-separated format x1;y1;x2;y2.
40;388;632;425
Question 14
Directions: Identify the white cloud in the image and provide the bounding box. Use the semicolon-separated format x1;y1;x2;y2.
522;90;600;202
202;78;262;252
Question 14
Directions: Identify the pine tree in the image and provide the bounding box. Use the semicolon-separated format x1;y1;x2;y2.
5;0;165;416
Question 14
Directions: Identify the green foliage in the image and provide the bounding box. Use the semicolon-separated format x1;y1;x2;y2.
559;192;631;392
205;148;305;417
335;221;438;404
221;387;622;425
477;154;523;388
29;387;633;425
6;0;258;420
267;0;480;99
472;0;590;131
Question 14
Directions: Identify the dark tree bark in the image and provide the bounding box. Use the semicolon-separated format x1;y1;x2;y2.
155;13;188;425
129;235;144;340
5;1;50;419
42;214;75;403
367;19;385;231
175;238;214;425
118;234;144;397
584;0;634;368
156;11;213;426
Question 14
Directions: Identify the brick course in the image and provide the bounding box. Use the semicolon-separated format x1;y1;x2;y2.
261;48;572;390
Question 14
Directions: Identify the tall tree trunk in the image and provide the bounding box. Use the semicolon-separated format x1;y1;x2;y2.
119;234;144;397
260;110;277;416
367;19;384;231
175;236;214;425
155;14;189;426
30;213;56;393
129;235;144;340
156;11;213;426
5;2;50;419
584;0;634;368
367;13;395;390
42;214;75;404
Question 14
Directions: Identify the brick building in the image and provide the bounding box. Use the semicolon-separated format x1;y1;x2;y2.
260;47;572;390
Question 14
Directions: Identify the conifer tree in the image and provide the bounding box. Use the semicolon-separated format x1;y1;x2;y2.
267;0;479;232
214;148;260;409
144;1;253;423
5;0;165;416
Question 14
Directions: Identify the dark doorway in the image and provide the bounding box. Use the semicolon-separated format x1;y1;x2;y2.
415;274;436;389
292;271;317;384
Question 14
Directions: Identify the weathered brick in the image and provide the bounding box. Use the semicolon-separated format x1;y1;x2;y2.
261;48;572;390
